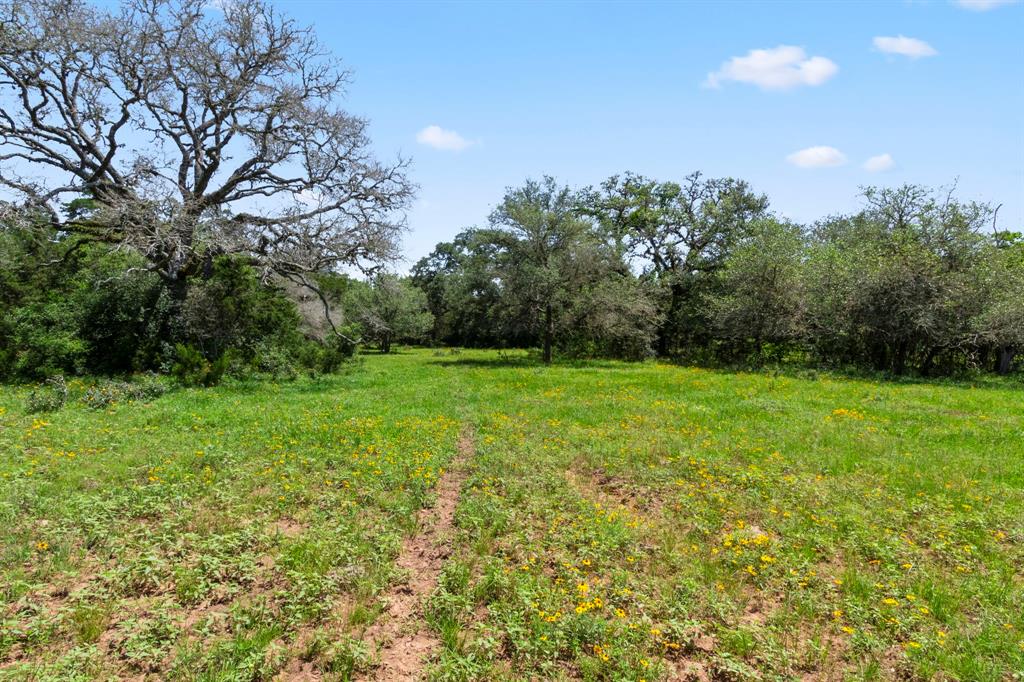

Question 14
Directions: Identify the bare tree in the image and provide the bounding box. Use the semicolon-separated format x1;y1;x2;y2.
0;0;413;326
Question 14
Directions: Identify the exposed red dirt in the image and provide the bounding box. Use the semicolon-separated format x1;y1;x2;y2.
355;427;473;681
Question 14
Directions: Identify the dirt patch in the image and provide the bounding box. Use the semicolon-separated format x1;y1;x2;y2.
565;467;631;513
665;660;711;682
565;464;673;524
269;518;308;538
273;628;322;681
274;659;321;681
356;427;473;681
692;633;715;652
739;598;770;626
180;603;229;631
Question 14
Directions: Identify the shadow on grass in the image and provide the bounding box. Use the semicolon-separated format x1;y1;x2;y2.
428;353;638;371
656;357;1024;391
430;356;535;369
358;347;444;357
423;347;1023;389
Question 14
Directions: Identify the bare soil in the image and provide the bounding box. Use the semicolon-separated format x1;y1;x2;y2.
356;427;473;681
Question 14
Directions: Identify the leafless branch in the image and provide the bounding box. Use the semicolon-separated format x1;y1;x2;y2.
0;0;413;293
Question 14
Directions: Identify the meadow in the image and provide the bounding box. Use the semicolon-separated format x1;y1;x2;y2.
0;349;1021;681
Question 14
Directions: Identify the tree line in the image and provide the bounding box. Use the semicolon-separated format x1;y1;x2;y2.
3;172;1020;381
409;175;1023;375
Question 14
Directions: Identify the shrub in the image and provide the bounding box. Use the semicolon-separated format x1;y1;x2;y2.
79;271;168;374
171;344;230;387
80;375;168;409
293;333;357;375
180;258;305;362
3;304;86;380
249;342;298;381
26;375;69;412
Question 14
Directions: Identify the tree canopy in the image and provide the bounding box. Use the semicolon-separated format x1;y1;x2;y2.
0;0;412;305
413;177;1021;375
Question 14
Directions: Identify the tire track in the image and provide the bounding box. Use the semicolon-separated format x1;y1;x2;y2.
357;426;473;681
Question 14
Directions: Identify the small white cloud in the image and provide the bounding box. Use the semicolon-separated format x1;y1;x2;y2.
786;146;847;168
705;45;838;91
863;153;895;172
416;125;473;151
873;35;938;58
954;0;1018;10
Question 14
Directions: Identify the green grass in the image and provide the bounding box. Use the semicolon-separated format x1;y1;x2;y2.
1;349;1021;680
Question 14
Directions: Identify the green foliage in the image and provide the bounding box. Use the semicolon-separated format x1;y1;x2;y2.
3;176;1020;378
347;274;433;353
180;258;304;361
707;218;807;360
0;216;357;382
802;184;1004;374
77;271;168;375
411;229;513;348
171;344;230;387
558;275;660;361
588;172;771;354
0;222;166;379
412;178;1021;375
415;177;660;363
1;303;87;380
482;176;606;364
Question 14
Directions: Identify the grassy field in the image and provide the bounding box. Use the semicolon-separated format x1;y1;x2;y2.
0;349;1021;681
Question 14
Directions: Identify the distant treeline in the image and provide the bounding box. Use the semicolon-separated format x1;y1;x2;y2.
2;176;1021;382
410;175;1023;375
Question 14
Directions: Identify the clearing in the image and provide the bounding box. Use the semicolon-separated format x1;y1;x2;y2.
0;349;1021;680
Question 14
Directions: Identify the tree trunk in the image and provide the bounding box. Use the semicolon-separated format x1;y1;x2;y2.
872;342;888;372
892;339;909;375
657;280;685;357
380;333;392;354
542;303;553;364
997;346;1015;375
920;346;937;377
157;273;191;351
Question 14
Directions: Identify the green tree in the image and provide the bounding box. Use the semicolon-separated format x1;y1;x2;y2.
589;172;769;355
804;185;993;374
481;177;604;364
970;233;1024;374
411;229;508;347
707;218;806;360
349;275;433;354
180;258;305;362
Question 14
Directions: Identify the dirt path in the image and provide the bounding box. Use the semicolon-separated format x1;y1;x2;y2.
357;426;473;681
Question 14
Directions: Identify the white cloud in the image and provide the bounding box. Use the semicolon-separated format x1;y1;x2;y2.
786;146;847;168
873;35;937;58
954;0;1018;10
416;125;473;151
863;153;895;172
705;45;838;91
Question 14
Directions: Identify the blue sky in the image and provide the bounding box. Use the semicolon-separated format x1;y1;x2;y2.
281;0;1024;267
